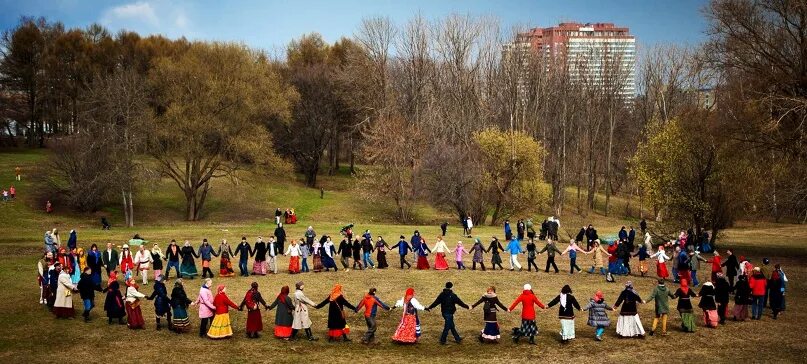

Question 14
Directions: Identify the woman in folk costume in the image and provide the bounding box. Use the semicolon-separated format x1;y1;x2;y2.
119;244;135;281
267;285;295;339
87;245;103;287
198;239;218;278
37;252;54;305
292;281;319;341
150;243;165;281
375;236;390;269
392;287;426;344
454;241;467;270
508;284;545;345
207;284;241;339
217;240;235;278
311;239;323;272
134;245;153;285
488;237;505;270
146;274;172;330
413;234;432;270
239;282;269;338
613;281;646;338
252;237;268;275
284;239;302;274
179;241;199;279
732;274;752;321
321;237;338;271
67;229;77;250
315;284;357;342
650;245;671;279
53;263;77;318
470;238;486;271
56;247;70;274
672;280;698;332
432;236;451;270
470;286;508;343
104;280;126;325
582;290;614;341
351;238;363;270
547;285;582;342
70;248;82;284
170;279;192;333
698;281;719;328
124;278;146;329
632;243;651;276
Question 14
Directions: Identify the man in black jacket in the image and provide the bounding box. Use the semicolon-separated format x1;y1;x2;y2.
274;223;287;254
426;282;469;344
233;237;252;277
337;238;352;269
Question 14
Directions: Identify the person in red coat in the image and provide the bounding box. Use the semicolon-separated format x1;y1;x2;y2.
508;284;545;345
708;252;722;282
748;267;767;320
240;282;269;338
207;284;242;339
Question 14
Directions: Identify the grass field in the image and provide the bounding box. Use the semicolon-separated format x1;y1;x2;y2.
0;148;805;363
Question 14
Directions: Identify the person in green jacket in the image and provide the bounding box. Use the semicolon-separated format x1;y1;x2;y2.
538;240;563;273
645;279;673;336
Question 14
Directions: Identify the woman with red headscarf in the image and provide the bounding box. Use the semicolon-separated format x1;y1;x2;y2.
393;287;425;344
239;282;268;338
672;280;697;332
207;284;241;339
267;285;294;339
124;278;146;329
315;284;357;342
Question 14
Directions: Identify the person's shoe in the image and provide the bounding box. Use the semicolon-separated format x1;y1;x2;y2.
455;338;462;344
478;335;484;343
595;335;602;341
661;332;668;336
439;341;446;345
528;337;536;345
648;330;654;336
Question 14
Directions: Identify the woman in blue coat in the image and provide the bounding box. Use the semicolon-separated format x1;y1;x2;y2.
147;275;172;330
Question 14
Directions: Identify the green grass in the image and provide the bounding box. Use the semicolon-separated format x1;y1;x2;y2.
1;148;806;363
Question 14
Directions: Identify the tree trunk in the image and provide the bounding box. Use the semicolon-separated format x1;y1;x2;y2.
122;191;130;227
349;135;355;175
127;190;134;227
605;107;614;216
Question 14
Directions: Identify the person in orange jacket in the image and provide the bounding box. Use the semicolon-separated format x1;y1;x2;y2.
508;284;545;345
748;267;767;320
355;287;391;344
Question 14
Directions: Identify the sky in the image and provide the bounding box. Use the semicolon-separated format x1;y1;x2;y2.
0;0;710;54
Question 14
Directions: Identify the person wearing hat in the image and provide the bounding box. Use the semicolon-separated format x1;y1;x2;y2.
614;281;645;338
292;281;318;341
748;266;767;320
471;286;508;343
582;290;613;341
470;238;487;271
393;287;426;344
732;274;752;321
488;237;505;270
698;281;719;328
547;285;582;343
198;238;219;278
134;244;153;285
508;283;546;345
426;282;470;345
124;278;146;329
644;279;672;336
147;274;172;330
206;284;241;339
119;244;135;281
240;282;269;338
454;241;467;270
77;266;103;322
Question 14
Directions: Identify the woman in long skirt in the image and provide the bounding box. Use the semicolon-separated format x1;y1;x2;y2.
471;239;486;270
71;248;83;284
124;278;146;329
252;238;268;275
650;246;671;279
54;266;76;318
547;285;582;342
240;282;268;338
392;287;425;344
432;237;451;270
104;280;126;325
375;236;390;269
672;280;697;332
285;239;302;274
315;284;357;342
312;240;323;272
267;285;295;339
415;238;431;270
207;284;241;339
179;241;199;279
87;245;103;287
471;286;508;343
614;281;645;338
508;284;545;345
321;238;338;271
170;279;192;333
732;275;751;320
488;238;505;270
698;281;719;328
218;240;235;277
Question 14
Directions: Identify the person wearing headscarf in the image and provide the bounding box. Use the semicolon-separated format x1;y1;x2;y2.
193;278;216;337
391;235;412;269
77;266;102;322
315;284;357;342
284;239;302;274
413;232;432;270
650;245;671;279
124;278;146;329
239;282;269;338
470;238;486;271
252;236;268;276
547;285;582;342
508;284;546;345
70;248;82;284
454;241;467;270
644;279;672;336
179;241;199;279
267;285;294;340
672;280;697;332
50;228;61;249
487;237;505;270
170;279;192;333
613;281;645;338
375;236;390;269
355;287;391;344
471;286;508;343
150;243;165;281
311;238;323;272
732;274;752;321
698;281;719;328
321;236;338;271
207;284;241;339
351;238;363;270
749;266;767;320
147;275;172;330
582;290;613;341
44;230;56;254
432;236;452;271
292;281;318;341
119;244;135;281
393;287;426;344
217;240;235;277
767;266;785;319
104;280;126;325
53;263;77;318
134;244;153;285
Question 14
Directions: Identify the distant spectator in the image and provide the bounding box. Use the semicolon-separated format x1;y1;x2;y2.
15;166;21;181
101;217;111;230
2;189;7;202
8;185;15;199
45;200;53;213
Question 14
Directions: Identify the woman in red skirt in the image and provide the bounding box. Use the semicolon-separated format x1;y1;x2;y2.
239;282;268;338
267;285;294;339
392;287;425;344
415;237;431;270
432;237;451;270
124;278;146;329
650;246;671;279
285;239;302;274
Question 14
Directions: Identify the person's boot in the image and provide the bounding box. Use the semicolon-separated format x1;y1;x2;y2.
156;318;162;330
289;329;298;340
83;310;90;322
528;336;536;345
306;328;318;341
118;317;125;325
342;334;351;342
108;317;113;325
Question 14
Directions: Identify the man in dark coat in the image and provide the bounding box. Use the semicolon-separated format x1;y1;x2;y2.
426;282;469;344
101;243;119;276
391;236;412;269
274;223;287;254
234;237;252;277
440;222;448;237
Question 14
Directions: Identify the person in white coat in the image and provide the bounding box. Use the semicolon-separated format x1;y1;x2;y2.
466;217;474;237
134;245;153;285
53;263;76;318
284;239;302;274
292;281;318;341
